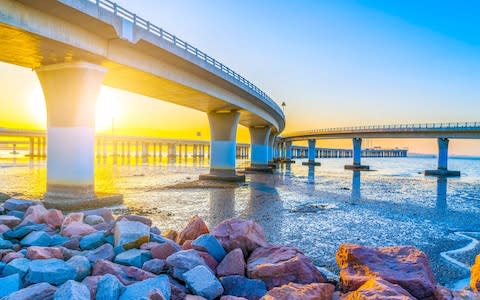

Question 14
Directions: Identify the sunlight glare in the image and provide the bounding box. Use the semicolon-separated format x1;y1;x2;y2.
28;85;46;127
96;88;120;132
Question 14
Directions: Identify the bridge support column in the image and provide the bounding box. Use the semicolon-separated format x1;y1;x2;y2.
36;62;122;209
246;127;273;173
303;139;321;166
425;138;460;177
29;137;34;158
284;141;295;163
345;138;369;170
200;111;244;182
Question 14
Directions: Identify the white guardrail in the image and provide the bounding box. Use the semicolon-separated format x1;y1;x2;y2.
86;0;284;118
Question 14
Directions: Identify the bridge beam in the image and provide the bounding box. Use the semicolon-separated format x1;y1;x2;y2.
246;126;273;173
200;111;245;182
345;138;370;171
425;138;460;177
36;62;122;209
302;139;321;166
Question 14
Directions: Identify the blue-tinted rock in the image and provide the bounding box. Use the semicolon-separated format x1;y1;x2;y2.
114;245;125;255
26;258;76;285
150;233;182;251
183;265;223;299
104;234;114;245
166;249;208;281
2;258;31;278
2;282;57;300
20;231;51;247
4;223;47;240
0;237;13;249
115;248;152;268
54;280;90;300
119;275;171;300
3;199;39;212
49;234;70;246
0;216;21;228
142;258;165;274
114;220;150;249
192;234;227;262
85;243;115;263
96;274;124;300
7;210;24;219
0;273;21;297
220;275;267;300
66;255;91;281
0;261;6;273
80;231;105;250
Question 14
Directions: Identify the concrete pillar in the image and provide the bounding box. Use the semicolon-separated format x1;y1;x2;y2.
345;138;369;170
127;142;131;157
36;137;41;157
184;144;188;158
158;143;162;157
285;141;293;162
425;138;460;176
249;127;271;166
200;111;244;181
193;144;197;157
303;139;320;166
103;140;107;158
29;137;34;158
36;61;110;207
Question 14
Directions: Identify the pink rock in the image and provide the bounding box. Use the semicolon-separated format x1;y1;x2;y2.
262;282;335;300
213;218;267;256
62;221;96;237
2;251;24;263
21;205;48;225
151;242;178;260
61;212;84;232
217;248;245;277
82;275;103;299
247;245;326;290
44;209;64;229
182;240;193;250
117;215;152;227
196;251;218;272
141;242;161;250
435;285;480;300
26;246;63;260
340;278;415;300
0;224;10;234
0;215;21;228
92;259;155;285
220;297;248;300
177;215;209;245
336;243;436;299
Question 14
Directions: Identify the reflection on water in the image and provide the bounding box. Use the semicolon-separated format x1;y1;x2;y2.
436;176;448;213
351;171;361;201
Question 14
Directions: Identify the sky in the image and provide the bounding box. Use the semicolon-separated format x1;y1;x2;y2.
0;0;479;154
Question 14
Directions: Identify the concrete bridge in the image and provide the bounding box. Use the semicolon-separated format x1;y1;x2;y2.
0;0;285;208
290;145;407;160
277;122;480;176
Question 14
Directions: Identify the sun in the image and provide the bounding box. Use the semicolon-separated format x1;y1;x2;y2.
96;87;120;132
28;85;47;127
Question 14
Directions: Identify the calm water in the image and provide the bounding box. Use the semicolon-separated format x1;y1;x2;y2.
1;153;480;286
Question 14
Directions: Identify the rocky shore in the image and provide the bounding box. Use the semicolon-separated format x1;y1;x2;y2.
0;198;478;299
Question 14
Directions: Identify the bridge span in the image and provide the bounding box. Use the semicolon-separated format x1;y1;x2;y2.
277;122;480;176
0;0;285;207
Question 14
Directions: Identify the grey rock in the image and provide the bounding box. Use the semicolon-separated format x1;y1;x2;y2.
142;258;165;274
84;215;105;226
54;280;90;300
3;199;39;212
119;275;171;300
2;282;57;300
114;248;152;268
85;243;115;263
96;274;124;300
66;255;92;281
114;220;150;249
183;265;223;300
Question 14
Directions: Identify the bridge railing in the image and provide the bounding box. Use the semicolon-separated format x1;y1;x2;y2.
87;0;284;118
284;122;480;137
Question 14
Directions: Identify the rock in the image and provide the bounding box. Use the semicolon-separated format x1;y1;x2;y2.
3;198;38;212
221;297;248;300
61;213;84;232
7;210;24;219
183;265;223;300
197;251;218;272
62;236;81;250
261;282;335;300
141;242;159;250
177;215;209;245
2;282;57;300
62;222;96;237
44;209;64;229
0;224;10;234
2;258;31;278
21;204;48;225
92;259;155;285
220;275;267;300
213;218;267;256
0;215;21;228
183;240;193;250
48;234;70;246
247;245;326;289
84;214;105;226
96;273;125;300
3;223;47;239
151;242;178;259
85;243;115;263
0;273;21;297
166;249;209;280
117;215;153;227
26;258;76;285
163;229;178;241
66;255;92;281
185;295;207;300
150;233;182;251
20;230;52;247
2;251;24;263
471;254;480;292
115;248;152;268
0;237;13;249
119;275;171;300
26;246;63;259
340;278;415;300
142;258;166;274
336;243;436;299
54;280;90;300
79;231;105;250
170;277;189;300
82;275;102;299
83;208;114;223
192;234;227;262
114;220;150;249
217;248;246;276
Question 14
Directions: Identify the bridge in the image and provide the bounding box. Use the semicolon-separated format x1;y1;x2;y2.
0;0;285;208
277;122;480;176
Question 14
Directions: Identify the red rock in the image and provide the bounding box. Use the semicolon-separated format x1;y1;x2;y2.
92;259;155;285
177;215;209;245
247;245;326;290
0;224;10;234
340;278;415;300
262;282;335;300
44;209;64;229
213;218;267;256
221;297;248;300
26;246;63;260
151;243;178;260
471;255;480;292
61;213;84;232
217;248;245;277
82;275;102;299
21;205;48;225
62;221;96;237
336;243;436;299
149;289;167;300
117;215;152;227
163;229;178;241
182;240;193;250
2;251;24;263
196;251;218;272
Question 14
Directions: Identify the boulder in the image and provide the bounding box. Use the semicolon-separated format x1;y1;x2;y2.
82;275;102;299
142;258;166;274
92;259;155;285
83;208;114;223
340;278;415;300
2;282;57;300
192;234;227;262
471;254;480;292
163;229;178;241
79;231;105;250
217;248;246;276
2;258;31;278
261;282;335;300
0;215;21;228
26;258;76;285
62;236;81;250
44;209;64;229
2;251;24;263
183;240;193;250
220;275;267;300
151;242;178;259
0;224;11;234
26;246;63;259
84;214;105;226
66;255;92;281
212;218;267;256
21;204;48;225
119;275;171;300
0;237;13;249
150;233;182;251
61;213;84;231
177;215;209;245
4;223;47;239
114;220;150;249
115;248;152;268
85;243;115;263
336;243;436;299
20;231;52;246
166;249;209;280
96;273;125;300
247;245;326;289
62;222;96;237
0;273;21;298
183;265;224;300
3;198;38;212
141;242;160;251
54;280;90;300
117;215;152;227
197;251;218;272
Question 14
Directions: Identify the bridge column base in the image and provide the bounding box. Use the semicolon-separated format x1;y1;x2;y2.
245;164;273;174
199;170;245;182
344;164;370;171
302;161;321;166
425;169;460;177
44;192;123;211
280;159;296;164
